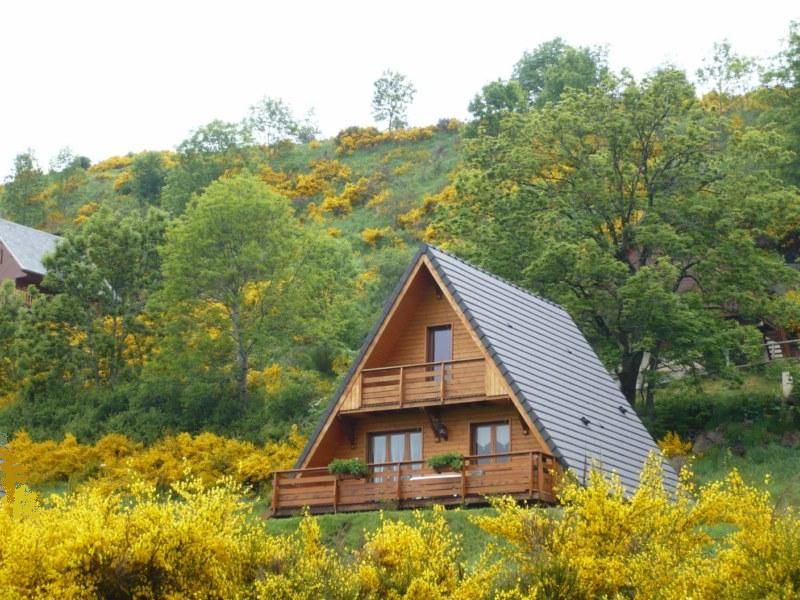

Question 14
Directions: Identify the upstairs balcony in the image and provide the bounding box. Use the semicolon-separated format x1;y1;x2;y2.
340;357;505;414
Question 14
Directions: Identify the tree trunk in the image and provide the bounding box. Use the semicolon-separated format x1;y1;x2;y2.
230;305;249;406
237;351;249;407
618;350;644;407
643;353;659;416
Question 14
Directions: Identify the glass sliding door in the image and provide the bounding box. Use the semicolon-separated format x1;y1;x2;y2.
368;429;423;480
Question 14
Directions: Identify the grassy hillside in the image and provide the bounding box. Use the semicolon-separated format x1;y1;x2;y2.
12;128;459;243
264;506;502;566
0;126;461;444
645;365;800;507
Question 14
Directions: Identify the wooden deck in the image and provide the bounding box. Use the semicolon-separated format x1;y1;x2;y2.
14;288;32;305
270;451;557;517
340;358;503;413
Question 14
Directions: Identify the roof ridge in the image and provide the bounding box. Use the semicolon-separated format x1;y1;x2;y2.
0;218;61;240
423;243;566;311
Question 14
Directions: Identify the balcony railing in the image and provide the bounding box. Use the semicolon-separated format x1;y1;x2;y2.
342;358;488;412
270;451;557;516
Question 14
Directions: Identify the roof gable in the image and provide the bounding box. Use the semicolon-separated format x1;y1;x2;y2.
0;219;61;276
297;245;677;494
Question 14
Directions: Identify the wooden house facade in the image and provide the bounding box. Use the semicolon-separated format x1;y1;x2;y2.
271;246;674;516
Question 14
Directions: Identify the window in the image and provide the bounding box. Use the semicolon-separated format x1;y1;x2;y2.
471;421;511;464
368;429;422;480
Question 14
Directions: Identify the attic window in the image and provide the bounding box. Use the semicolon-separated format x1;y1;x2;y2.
580;416;591;426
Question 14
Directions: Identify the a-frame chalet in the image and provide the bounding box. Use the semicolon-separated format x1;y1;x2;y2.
271;245;675;515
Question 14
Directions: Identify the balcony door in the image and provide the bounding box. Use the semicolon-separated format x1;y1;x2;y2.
427;325;452;363
427;325;452;384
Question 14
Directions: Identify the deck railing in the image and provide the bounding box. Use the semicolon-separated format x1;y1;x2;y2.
270;450;557;516
346;357;486;412
13;288;32;306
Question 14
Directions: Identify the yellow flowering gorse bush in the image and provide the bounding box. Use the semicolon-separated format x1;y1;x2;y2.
5;427;306;493
3;450;799;598
658;431;693;457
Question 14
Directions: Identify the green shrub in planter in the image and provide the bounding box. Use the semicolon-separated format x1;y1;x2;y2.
327;458;369;478
426;452;464;471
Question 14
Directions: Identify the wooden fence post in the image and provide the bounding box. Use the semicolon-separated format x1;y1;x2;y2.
440;362;446;403
528;452;534;496
537;453;544;498
333;477;339;514
271;473;279;515
396;465;402;506
399;367;404;409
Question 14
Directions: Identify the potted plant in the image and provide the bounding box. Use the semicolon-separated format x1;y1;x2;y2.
426;452;464;473
327;458;369;479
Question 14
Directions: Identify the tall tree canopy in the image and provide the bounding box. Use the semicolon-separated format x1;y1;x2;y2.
467;79;528;136
25;206;169;389
513;37;608;107
160;120;256;215
436;69;800;408
1;152;46;226
157;174;355;408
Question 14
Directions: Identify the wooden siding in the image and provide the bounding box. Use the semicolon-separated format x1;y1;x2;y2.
0;240;26;283
336;402;541;462
300;256;555;487
364;267;480;369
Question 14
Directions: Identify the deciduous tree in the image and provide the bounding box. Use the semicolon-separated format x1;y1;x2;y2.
157;174;354;407
372;70;416;131
513;37;608;107
436;69;800;409
1;152;46;226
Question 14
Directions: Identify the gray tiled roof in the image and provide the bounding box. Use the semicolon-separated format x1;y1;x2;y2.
298;244;677;494
0;218;61;275
427;246;677;494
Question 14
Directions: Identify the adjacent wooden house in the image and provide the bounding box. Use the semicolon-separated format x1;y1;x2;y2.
0;218;60;304
271;245;675;516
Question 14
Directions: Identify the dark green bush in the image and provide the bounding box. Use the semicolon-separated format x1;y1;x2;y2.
328;458;369;478
426;452;464;471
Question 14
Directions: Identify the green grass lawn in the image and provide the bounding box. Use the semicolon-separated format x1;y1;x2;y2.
693;443;800;509
649;366;800;508
264;505;504;565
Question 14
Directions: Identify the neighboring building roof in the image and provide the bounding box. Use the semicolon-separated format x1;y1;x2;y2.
0;218;61;276
298;244;677;494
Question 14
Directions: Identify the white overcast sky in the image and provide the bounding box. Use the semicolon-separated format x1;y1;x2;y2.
1;1;798;178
